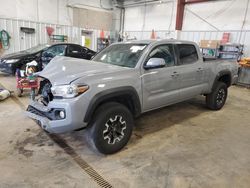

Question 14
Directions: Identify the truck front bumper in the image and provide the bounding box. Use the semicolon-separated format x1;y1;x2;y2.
26;99;87;133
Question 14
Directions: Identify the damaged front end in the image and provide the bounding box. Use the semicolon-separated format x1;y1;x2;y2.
39;78;54;105
25;56;93;133
26;78;67;133
25;77;88;133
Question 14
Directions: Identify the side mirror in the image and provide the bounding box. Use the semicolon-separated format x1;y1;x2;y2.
144;58;166;70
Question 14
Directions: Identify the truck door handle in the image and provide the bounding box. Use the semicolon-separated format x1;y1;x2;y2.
197;68;204;72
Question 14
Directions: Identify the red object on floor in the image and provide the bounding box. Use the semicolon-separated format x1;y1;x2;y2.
16;77;39;89
16;72;39;90
151;29;156;39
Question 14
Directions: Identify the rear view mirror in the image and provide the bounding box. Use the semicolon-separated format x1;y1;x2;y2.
144;58;166;70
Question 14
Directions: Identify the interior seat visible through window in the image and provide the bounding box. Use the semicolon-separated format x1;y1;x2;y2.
177;44;198;65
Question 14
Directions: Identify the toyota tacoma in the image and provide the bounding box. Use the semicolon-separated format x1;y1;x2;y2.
26;40;239;154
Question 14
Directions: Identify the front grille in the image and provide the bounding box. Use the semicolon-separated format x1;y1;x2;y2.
27;105;49;119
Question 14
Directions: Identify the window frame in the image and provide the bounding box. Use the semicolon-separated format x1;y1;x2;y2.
67;44;84;55
175;44;199;66
144;44;177;68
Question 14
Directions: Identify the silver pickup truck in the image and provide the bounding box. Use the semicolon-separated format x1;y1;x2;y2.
26;39;238;154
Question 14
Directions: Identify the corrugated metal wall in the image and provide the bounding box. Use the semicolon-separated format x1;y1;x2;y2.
0;18;110;55
126;30;250;57
124;30;176;41
1;17;249;57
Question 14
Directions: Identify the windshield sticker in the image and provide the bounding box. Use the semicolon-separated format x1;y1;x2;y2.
130;45;146;53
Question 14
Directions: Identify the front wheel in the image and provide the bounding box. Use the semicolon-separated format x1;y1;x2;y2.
86;102;134;154
206;82;228;110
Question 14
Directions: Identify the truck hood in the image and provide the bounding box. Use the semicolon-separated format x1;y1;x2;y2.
38;56;128;85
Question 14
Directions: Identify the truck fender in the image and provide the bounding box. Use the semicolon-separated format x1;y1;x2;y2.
84;86;141;123
212;70;232;90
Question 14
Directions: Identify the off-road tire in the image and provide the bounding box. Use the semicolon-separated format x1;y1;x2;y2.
86;102;134;154
206;82;228;110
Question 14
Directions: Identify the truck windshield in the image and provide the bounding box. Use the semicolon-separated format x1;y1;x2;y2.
92;43;148;68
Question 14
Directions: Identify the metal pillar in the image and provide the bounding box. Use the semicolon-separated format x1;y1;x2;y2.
175;0;185;30
175;0;215;30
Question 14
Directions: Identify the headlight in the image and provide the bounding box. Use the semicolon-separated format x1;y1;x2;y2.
51;84;89;98
5;59;19;64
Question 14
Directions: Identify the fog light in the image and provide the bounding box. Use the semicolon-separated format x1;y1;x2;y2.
59;111;65;119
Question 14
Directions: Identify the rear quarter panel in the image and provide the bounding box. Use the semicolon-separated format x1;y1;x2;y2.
204;59;239;92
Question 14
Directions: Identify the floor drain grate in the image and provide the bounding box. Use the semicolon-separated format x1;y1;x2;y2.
50;134;113;188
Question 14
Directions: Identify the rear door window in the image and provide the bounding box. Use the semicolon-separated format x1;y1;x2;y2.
67;45;84;58
177;44;198;65
68;45;82;54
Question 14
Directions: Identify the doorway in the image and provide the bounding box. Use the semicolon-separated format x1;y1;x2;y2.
81;30;93;50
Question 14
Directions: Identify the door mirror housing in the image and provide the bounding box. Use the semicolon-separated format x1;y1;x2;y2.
144;58;166;70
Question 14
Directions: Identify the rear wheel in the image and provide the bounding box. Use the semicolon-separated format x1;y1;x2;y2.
206;82;228;110
86;102;134;154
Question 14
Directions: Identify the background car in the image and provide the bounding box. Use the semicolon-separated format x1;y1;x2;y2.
0;43;96;75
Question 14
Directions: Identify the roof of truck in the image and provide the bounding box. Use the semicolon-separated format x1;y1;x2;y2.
122;39;197;45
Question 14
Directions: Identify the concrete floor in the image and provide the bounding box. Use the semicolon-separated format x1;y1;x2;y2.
0;72;250;188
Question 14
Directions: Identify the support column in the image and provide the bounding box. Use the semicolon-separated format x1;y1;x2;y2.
175;0;213;31
175;0;185;31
